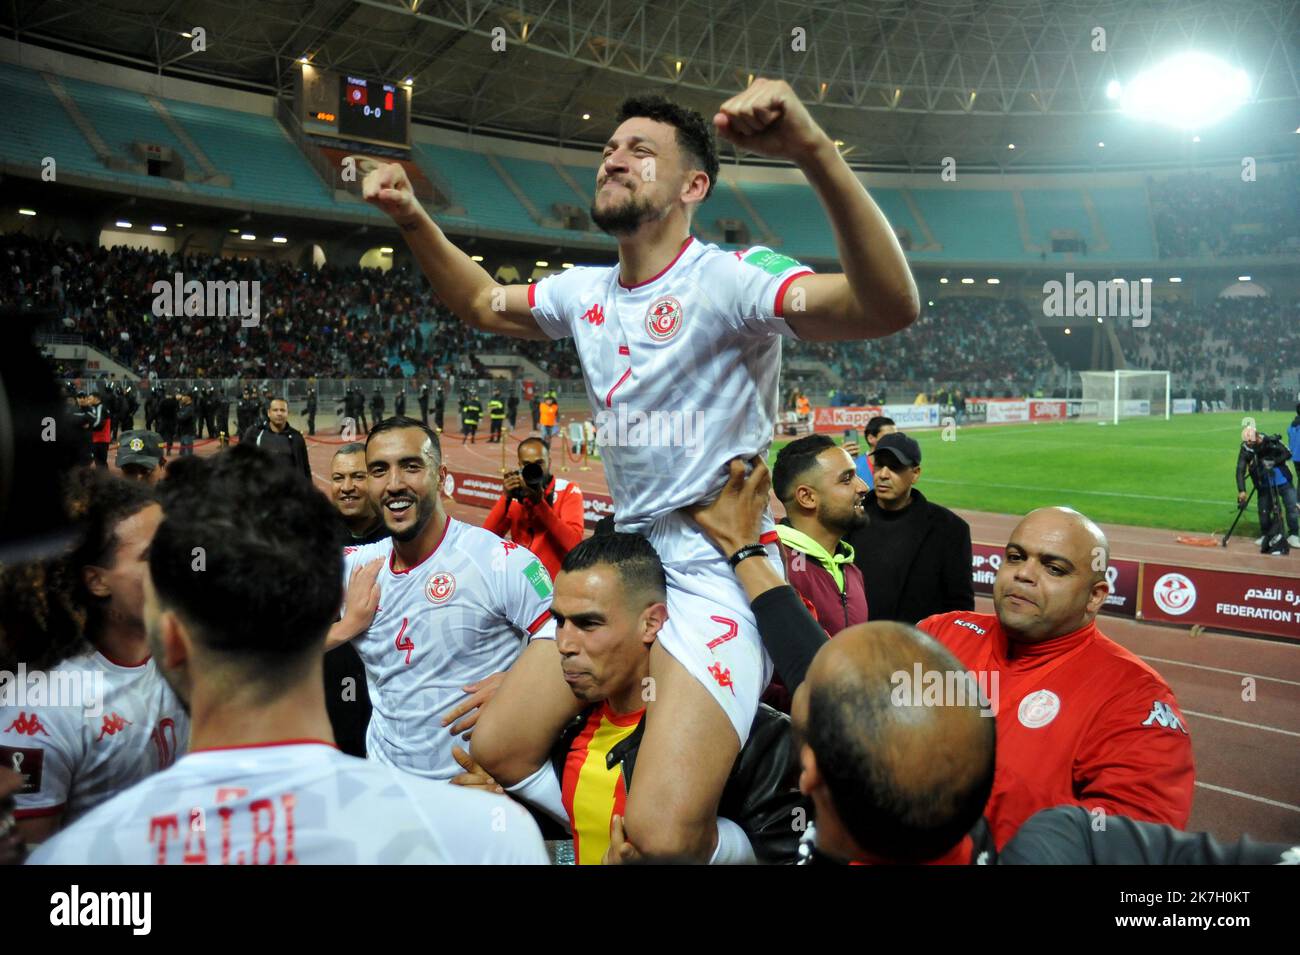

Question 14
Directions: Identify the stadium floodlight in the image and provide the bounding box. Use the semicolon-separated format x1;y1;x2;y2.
1007;143;1015;149
380;247;394;254
1120;52;1249;129
471;254;484;262
18;208;35;216
151;224;166;232
535;260;549;267
272;236;287;244
1169;277;1182;283
1097;141;1105;147
1105;80;1122;100
960;277;974;284
1064;328;1071;335
240;233;255;240
987;278;1000;284
581;113;590;120
1237;275;1251;282
115;220;131;228
939;277;949;284
561;263;575;269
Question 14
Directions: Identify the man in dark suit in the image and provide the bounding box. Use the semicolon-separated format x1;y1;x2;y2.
848;432;974;624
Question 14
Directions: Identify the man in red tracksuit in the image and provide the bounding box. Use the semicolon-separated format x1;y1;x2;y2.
918;506;1195;848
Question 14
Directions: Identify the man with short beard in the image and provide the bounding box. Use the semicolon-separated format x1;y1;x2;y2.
326;417;555;781
240;397;310;482
324;443;384;757
771;434;870;637
0;471;189;847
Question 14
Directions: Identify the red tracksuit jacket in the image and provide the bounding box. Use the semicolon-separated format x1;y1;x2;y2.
917;610;1195;848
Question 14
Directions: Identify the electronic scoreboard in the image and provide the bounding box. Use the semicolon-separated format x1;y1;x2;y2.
295;64;411;149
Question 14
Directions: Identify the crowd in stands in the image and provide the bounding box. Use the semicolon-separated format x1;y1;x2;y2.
1149;167;1300;258
1117;295;1300;403
1;234;580;383
788;296;1058;399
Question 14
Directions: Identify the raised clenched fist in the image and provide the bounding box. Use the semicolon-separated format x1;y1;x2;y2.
359;158;421;225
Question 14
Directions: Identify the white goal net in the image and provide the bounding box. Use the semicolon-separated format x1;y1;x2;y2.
1079;370;1171;424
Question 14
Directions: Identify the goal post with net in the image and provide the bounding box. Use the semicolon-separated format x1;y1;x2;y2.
1079;370;1171;424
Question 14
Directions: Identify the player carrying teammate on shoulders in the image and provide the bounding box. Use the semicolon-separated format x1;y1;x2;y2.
363;80;918;861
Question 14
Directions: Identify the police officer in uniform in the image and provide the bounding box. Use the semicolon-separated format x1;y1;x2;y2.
303;387;317;436
394;388;406;418
433;386;446;433
488;390;506;443
418;383;430;424
370;386;385;427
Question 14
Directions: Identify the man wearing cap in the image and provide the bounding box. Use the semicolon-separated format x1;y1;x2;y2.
847;431;974;624
116;430;167;484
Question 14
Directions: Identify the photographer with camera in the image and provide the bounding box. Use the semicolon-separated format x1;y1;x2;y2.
1236;425;1300;554
483;436;585;579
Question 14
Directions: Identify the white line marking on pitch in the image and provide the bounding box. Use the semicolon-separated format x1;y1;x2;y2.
1140;656;1300;688
1183;709;1300;738
925;477;1225;506
1194;782;1300;813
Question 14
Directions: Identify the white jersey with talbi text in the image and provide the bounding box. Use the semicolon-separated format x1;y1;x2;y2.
528;238;813;542
27;741;549;864
342;518;554;780
0;650;189;825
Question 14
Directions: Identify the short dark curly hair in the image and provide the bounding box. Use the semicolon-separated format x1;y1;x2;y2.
616;94;719;201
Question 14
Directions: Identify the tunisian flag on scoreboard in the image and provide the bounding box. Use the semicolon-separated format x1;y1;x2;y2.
346;81;367;106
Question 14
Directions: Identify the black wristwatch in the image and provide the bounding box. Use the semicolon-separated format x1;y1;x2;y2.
727;543;768;569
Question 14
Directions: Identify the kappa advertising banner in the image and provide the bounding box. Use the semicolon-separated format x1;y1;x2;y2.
443;470;614;529
813;405;883;432
971;543;1138;618
1029;400;1067;422
1141;564;1300;641
985;399;1029;424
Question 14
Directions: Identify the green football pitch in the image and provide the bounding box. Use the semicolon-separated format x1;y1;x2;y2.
771;411;1296;536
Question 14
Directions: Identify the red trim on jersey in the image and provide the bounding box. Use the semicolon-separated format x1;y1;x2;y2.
527;283;537;309
389;516;453;576
526;610;553;635
773;269;815;318
604;368;632;408
13;804;65;820
188;738;339;755
617;345;630;356
759;530;779;545
617;236;694;290
95;647;151;669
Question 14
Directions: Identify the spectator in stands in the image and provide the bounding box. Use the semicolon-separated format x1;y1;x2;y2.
849;432;973;623
240;396;310;482
770;435;869;637
483;437;584;580
115;430;166;484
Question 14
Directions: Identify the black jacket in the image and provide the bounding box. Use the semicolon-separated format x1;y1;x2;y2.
848;488;974;624
176;402;196;437
240;422;311;481
1236;439;1293;493
549;702;805;864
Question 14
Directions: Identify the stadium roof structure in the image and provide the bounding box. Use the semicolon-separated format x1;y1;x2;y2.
3;0;1299;171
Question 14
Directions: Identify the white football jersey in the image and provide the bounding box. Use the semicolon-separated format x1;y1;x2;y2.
27;741;549;864
0;650;190;825
342;518;554;780
528;238;812;538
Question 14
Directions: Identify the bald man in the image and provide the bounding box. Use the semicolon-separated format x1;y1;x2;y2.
917;506;1194;847
791;622;996;864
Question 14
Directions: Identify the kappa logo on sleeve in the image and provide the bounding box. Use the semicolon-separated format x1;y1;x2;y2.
742;248;803;276
523;559;553;599
1141;700;1188;734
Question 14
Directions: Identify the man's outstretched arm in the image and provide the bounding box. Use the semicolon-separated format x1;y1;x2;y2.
361;160;548;340
714;79;919;342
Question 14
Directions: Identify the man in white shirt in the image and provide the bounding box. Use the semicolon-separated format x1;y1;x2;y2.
362;81;917;860
29;445;547;864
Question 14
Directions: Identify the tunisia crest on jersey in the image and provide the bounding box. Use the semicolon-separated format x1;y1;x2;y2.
425;571;456;604
645;296;683;342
